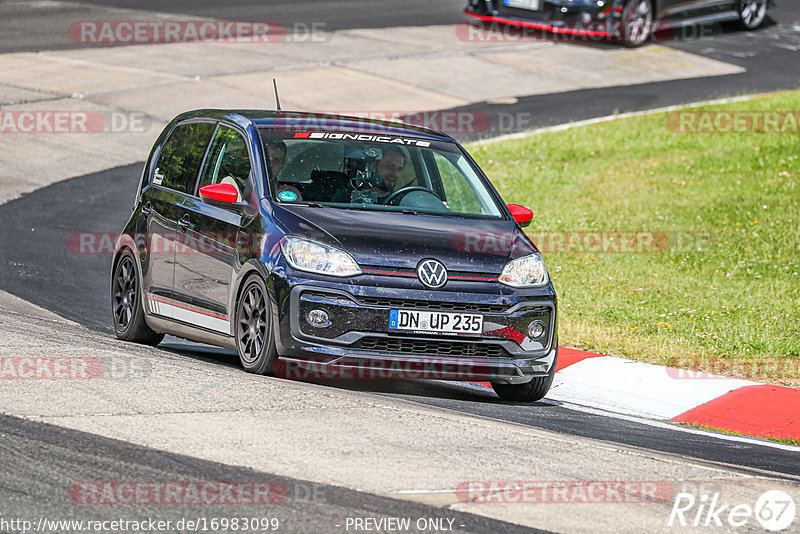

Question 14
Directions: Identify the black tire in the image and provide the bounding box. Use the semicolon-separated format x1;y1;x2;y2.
111;250;164;345
737;0;767;30
621;0;654;48
492;348;558;402
235;275;279;375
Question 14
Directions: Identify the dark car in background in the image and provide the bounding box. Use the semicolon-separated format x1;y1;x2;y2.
111;110;558;401
465;0;770;47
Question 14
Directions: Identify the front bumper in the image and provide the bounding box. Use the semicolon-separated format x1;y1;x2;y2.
271;276;558;384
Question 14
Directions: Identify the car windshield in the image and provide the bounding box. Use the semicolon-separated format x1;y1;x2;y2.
258;129;504;218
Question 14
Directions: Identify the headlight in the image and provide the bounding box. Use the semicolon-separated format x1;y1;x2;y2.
280;237;362;277
498;253;549;288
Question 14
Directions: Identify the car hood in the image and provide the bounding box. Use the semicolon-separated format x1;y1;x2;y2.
270;204;537;273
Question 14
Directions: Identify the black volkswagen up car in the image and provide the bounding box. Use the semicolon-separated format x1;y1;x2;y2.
112;110;558;401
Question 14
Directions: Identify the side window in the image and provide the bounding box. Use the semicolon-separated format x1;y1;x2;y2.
198;125;253;203
154;122;216;194
434;153;482;214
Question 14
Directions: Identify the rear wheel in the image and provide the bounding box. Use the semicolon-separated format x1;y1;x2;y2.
621;0;654;47
235;275;279;375
111;251;164;345
738;0;767;30
492;349;557;402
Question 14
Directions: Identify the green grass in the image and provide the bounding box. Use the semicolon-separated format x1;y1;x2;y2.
469;91;800;387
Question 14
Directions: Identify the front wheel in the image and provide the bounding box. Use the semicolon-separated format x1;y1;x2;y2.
235;275;279;375
621;0;654;48
492;350;557;402
738;0;767;30
111;250;164;345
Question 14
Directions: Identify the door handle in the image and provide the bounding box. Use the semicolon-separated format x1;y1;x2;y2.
142;202;152;215
178;214;191;231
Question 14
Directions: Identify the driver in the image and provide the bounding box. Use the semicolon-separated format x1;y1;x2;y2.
370;147;406;200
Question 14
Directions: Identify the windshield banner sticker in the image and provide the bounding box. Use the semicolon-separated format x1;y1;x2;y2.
293;132;431;147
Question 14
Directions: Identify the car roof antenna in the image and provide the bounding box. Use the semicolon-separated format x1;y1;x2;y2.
273;79;282;111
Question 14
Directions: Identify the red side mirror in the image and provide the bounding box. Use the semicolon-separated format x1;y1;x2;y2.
507;204;533;228
199;183;239;204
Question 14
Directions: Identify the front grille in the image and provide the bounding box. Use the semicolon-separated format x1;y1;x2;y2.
353;337;510;358
357;297;508;313
497;3;559;21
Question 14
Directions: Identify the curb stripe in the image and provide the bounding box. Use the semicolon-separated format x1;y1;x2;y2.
555;346;604;372
670;385;800;441
549;356;758;420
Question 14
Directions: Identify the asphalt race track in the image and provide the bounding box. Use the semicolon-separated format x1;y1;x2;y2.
0;0;467;53
0;414;542;534
451;2;800;139
1;1;799;532
0;164;796;478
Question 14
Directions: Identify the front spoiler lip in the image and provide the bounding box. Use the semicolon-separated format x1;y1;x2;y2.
464;8;612;37
278;346;557;385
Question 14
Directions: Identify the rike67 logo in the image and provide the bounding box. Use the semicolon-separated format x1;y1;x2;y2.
668;490;796;531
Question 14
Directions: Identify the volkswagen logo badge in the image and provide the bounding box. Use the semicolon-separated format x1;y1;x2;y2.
417;259;447;289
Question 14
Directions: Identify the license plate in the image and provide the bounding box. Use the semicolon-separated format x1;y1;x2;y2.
388;309;483;336
504;0;541;10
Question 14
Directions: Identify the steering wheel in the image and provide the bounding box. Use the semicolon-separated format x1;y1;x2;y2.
381;186;437;206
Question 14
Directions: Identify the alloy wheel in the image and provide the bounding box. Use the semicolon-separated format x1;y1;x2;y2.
237;282;268;364
740;0;767;29
624;0;653;46
113;255;137;331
